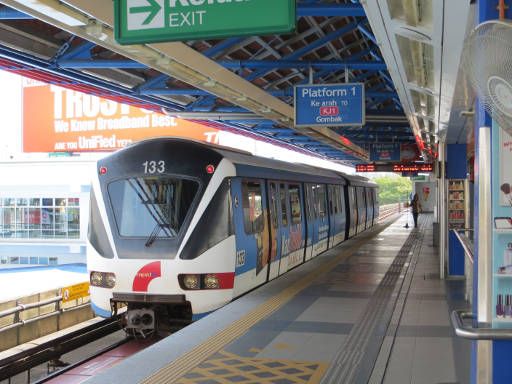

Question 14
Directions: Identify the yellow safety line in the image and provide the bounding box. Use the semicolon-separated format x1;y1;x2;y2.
143;223;394;383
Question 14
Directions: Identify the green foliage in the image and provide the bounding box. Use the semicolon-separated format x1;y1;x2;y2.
372;174;412;205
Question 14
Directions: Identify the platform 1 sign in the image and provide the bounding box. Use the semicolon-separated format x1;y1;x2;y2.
114;0;296;45
294;83;365;127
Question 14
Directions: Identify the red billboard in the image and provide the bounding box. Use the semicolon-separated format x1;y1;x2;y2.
22;80;219;152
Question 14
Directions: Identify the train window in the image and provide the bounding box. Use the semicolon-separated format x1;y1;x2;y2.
269;183;279;229
288;185;302;224
108;177;199;238
242;181;264;234
314;185;327;218
280;184;288;226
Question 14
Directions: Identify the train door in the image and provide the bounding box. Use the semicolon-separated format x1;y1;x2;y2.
304;184;315;261
356;187;367;233
267;181;282;280
329;185;346;246
312;184;329;257
327;185;337;247
373;189;379;222
284;183;306;271
347;186;357;238
366;188;374;227
231;178;271;296
277;183;291;275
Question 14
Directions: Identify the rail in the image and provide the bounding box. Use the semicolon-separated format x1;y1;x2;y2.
450;229;474;304
378;202;403;222
451;310;512;340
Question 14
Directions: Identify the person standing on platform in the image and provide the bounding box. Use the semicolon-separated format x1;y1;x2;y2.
411;193;422;228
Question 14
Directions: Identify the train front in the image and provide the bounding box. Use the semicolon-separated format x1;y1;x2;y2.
87;138;236;335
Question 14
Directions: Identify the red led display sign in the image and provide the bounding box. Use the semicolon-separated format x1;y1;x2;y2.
356;164;376;172
355;163;434;173
392;164;433;172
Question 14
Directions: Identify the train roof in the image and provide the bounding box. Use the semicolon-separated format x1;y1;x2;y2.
122;137;376;187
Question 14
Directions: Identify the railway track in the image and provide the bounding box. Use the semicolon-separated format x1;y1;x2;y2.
0;316;123;383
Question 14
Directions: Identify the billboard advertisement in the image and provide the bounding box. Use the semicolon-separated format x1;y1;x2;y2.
22;80;219;152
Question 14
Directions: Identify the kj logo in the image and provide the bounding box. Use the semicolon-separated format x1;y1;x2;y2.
319;106;339;116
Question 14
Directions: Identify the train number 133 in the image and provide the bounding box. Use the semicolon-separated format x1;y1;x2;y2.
142;160;166;174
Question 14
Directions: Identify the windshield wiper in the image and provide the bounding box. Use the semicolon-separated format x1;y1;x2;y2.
145;223;177;247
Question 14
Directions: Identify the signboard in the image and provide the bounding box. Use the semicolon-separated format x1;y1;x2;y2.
400;143;421;162
22;80;220;153
370;143;400;161
62;282;90;303
294;83;365;127
114;0;296;45
393;163;433;172
355;163;433;173
356;164;376;172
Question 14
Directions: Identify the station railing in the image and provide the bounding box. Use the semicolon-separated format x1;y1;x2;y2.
0;285;93;352
378;202;404;222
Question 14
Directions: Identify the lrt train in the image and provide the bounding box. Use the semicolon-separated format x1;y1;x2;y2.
87;138;378;335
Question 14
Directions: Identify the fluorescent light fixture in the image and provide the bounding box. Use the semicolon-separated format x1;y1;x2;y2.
16;0;86;26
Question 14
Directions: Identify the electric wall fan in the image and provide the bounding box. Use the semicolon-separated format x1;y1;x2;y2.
461;20;512;135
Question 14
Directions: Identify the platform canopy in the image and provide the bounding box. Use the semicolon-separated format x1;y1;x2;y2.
0;0;469;165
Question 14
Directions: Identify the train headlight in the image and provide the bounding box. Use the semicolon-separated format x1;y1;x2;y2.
203;274;220;289
181;274;200;290
90;271;116;288
90;271;103;287
104;273;116;288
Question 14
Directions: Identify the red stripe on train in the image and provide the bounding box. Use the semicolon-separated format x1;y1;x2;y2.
132;261;161;292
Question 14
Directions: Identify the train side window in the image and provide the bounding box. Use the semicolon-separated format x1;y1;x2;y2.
242;181;264;234
289;184;302;224
269;182;279;229
314;184;326;218
280;184;288;226
337;186;343;214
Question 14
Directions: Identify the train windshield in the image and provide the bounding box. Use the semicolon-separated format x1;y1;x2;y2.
108;177;199;245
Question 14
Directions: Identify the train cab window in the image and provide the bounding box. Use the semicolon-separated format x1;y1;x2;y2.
314;184;327;218
288;185;302;224
280;184;288;226
108;177;199;238
269;182;279;229
242;181;264;234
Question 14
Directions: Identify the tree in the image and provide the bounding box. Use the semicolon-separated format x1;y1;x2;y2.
372;174;412;205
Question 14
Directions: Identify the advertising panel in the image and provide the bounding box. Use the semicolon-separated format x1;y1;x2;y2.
22;80;219;153
370;143;400;161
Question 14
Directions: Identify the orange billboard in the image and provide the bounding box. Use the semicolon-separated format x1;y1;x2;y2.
22;80;219;152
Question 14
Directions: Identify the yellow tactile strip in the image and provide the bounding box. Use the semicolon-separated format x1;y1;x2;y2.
176;350;328;384
142;224;392;384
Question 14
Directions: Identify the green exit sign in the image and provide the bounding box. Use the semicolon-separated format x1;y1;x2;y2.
114;0;296;45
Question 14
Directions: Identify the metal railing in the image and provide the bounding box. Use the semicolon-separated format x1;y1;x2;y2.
378;202;403;222
0;286;92;351
451;310;512;340
451;228;474;304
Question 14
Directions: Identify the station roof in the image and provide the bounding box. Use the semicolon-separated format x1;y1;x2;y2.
0;0;473;165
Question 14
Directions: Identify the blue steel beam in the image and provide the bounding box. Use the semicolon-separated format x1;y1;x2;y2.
0;7;33;19
220;60;386;71
297;4;365;17
246;21;360;81
56;59;386;71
